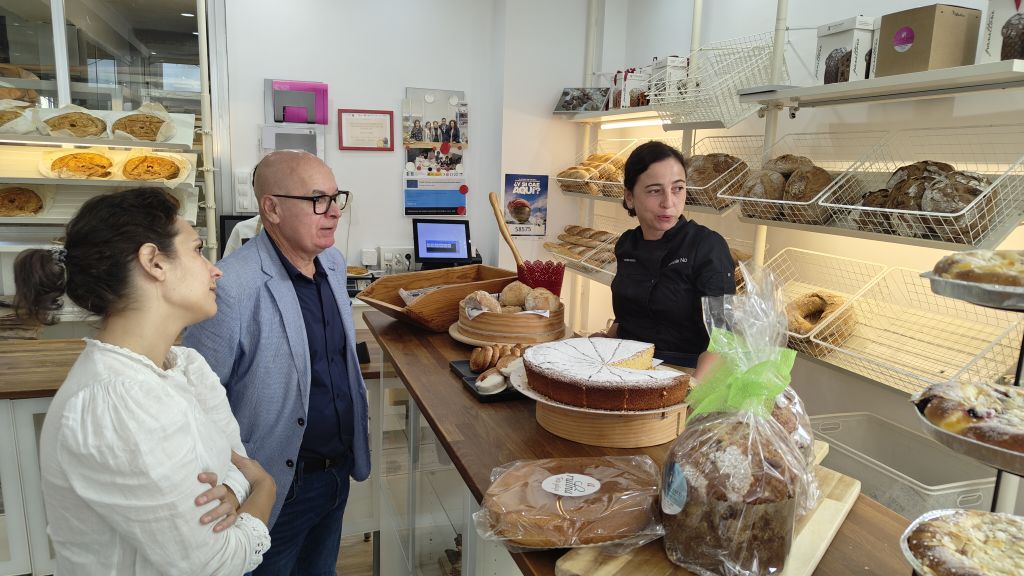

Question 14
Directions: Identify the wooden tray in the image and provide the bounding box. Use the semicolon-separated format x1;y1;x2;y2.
356;264;516;332
557;443;860;576
449;322;571;347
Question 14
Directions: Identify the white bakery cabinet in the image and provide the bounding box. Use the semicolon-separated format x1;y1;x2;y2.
0;400;31;576
13;398;55;576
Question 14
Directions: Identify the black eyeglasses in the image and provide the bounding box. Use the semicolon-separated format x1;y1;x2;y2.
270;190;350;214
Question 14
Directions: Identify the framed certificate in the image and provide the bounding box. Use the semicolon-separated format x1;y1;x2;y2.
338;109;394;151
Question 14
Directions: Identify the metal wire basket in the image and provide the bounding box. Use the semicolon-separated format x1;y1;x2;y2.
685;134;764;213
719;131;886;226
819;124;1024;247
762;248;887;357
648;32;782;129
554;138;640;199
810;267;1023;395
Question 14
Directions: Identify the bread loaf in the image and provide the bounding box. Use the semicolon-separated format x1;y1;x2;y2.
782;166;833;225
481;456;660;548
763;154;813;177
739;170;785;219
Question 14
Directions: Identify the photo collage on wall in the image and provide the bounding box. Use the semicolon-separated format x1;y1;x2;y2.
402;87;469;215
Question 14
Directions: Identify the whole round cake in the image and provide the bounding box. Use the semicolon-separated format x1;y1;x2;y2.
522;337;689;411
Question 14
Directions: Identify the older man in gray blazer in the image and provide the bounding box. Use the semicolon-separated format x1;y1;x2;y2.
184;150;369;574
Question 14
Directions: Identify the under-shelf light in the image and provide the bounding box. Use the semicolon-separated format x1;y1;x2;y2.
600;118;667;130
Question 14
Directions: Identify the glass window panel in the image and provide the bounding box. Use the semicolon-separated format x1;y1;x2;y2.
62;0;200;114
0;2;59;107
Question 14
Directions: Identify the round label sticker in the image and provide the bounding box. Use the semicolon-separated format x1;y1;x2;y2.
541;473;601;497
893;26;915;53
661;462;687;515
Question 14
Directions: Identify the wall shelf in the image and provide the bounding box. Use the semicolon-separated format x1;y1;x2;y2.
0;146;198;188
738;60;1024;109
564;105;659;125
736;213;1022;252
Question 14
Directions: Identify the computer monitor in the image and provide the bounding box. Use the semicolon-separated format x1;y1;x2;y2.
412;218;472;269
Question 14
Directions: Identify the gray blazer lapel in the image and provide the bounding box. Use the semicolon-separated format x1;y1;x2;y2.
256;233;311;412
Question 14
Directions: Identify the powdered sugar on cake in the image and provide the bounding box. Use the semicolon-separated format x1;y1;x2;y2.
523;337;679;389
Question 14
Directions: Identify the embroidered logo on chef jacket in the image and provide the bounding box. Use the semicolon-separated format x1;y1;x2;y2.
622;257;637;263
666;257;688;267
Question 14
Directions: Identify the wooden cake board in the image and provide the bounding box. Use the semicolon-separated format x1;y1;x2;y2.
535;401;688;448
556;442;862;576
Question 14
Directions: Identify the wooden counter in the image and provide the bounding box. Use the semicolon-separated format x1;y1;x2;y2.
0;330;391;400
363;310;912;576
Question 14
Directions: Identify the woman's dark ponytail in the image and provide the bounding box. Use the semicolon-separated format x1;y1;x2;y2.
13;248;67;325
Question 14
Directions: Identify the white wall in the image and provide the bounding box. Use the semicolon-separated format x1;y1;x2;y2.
222;0;511;266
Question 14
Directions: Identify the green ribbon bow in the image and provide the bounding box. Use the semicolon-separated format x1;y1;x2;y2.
687;327;796;422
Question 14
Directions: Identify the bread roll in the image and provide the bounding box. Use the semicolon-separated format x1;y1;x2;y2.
525;287;560;311
462;290;501;313
499;281;531;307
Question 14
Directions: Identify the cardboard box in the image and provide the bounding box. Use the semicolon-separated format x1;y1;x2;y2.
868;17;882;78
648;55;689;99
979;0;1024;63
875;4;981;77
611;68;651;109
816;16;875;84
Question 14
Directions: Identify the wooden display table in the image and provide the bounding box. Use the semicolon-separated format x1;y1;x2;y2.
363;310;911;576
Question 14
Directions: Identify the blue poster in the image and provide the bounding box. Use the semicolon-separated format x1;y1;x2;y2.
504;174;548;236
403;177;467;216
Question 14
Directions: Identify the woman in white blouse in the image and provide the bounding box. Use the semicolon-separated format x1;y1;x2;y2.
13;188;275;575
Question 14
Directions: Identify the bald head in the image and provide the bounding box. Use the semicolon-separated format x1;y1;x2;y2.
253;150;333;205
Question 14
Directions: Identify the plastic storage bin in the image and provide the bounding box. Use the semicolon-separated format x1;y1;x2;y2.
810;412;995;520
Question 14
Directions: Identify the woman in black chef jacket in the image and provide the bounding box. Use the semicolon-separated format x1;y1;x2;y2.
605;140;735;375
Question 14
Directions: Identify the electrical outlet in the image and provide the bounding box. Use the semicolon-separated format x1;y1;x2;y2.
379;246;414;272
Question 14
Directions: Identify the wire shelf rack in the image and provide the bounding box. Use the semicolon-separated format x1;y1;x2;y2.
685;134;764;213
810;267;1024;395
648;32;782;129
762;248;887;357
544;222;624;286
720;131;887;226
554;138;638;199
819;124;1024;247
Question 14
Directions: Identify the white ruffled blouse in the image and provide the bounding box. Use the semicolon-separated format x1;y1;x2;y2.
40;339;270;575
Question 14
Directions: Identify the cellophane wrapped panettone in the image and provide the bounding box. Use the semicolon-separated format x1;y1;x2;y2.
473;456;664;553
661;263;819;576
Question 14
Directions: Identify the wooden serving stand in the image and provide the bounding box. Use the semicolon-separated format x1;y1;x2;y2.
535;402;687;448
556;441;861;576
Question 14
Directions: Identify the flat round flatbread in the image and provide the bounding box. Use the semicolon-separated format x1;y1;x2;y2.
0;186;43;216
347;266;370;276
44;111;107;137
51;152;113;178
123;155;180;180
112;113;166;141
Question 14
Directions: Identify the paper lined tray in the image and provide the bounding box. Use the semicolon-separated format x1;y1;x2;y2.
921;271;1024;311
0;145;197;188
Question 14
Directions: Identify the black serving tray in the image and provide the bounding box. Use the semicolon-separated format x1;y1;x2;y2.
449;359;525;403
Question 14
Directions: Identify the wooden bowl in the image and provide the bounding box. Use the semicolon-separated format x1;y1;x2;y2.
357;264;517;333
457;303;565;344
